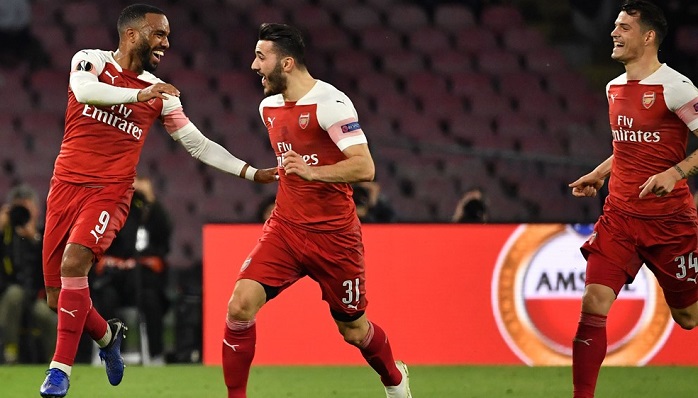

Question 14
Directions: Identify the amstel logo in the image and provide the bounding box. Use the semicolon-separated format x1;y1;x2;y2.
492;224;674;365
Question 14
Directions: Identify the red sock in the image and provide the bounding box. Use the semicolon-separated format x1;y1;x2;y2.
359;322;401;386
83;305;108;341
222;319;256;398
53;277;91;366
573;312;607;398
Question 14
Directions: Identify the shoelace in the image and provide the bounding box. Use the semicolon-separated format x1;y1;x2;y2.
46;369;65;385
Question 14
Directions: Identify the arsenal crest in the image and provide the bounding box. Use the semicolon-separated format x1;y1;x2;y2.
642;91;656;109
298;112;310;129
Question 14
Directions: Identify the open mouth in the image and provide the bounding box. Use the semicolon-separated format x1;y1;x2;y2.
152;50;165;62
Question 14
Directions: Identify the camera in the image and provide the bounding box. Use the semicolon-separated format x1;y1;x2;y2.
8;204;31;227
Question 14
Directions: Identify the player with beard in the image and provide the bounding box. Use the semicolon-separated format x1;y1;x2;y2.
39;4;277;397
219;23;411;398
569;1;698;397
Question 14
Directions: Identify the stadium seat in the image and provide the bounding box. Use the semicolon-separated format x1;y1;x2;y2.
466;91;512;119
167;70;213;98
339;6;382;32
386;5;429;34
407;27;451;55
447;114;494;144
358;27;404;55
497;72;546;97
314;0;362;12
481;5;524;34
525;48;568;74
330;49;376;78
395;113;450;144
434;4;476;33
454;27;499;55
248;5;287;27
418;91;467;120
430;50;473;75
355;72;399;98
62;2;102;27
675;26;698;55
404;71;449;97
305;26;351;53
380;50;425;77
449;71;495;98
373;91;418;121
477;50;522;76
288;5;333;30
502;26;547;54
72;25;116;51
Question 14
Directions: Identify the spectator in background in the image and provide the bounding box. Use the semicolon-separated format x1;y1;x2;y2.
0;184;56;364
352;181;395;223
0;0;49;69
452;187;488;223
91;176;173;365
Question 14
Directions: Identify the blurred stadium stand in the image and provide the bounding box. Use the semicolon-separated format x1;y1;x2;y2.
1;0;696;268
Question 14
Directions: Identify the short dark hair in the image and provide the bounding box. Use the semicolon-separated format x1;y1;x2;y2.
258;23;306;67
621;0;668;46
117;4;165;35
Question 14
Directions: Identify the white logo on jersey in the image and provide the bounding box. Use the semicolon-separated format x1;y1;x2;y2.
104;70;118;85
610;94;617;103
266;117;275;128
298;112;310;129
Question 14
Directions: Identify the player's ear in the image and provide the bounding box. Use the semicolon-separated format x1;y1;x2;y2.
282;56;294;72
125;27;139;44
644;29;656;47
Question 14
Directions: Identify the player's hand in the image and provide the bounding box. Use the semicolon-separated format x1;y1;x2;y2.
137;83;180;102
569;173;605;197
638;168;682;198
254;167;279;184
281;150;314;181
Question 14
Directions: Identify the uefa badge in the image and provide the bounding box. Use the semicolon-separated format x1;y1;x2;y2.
492;224;673;365
642;91;656;109
298;112;310;129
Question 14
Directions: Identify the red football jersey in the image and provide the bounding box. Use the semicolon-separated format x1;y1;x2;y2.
605;64;698;217
55;49;189;184
259;80;368;231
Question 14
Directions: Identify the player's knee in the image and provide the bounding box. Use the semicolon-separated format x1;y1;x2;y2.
581;289;614;315
60;255;91;276
226;298;255;321
340;327;365;346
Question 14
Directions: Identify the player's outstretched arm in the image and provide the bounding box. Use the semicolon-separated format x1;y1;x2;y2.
569;155;613;198
173;125;277;183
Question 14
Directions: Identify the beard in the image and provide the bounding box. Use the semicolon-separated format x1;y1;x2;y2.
136;39;158;73
264;62;287;96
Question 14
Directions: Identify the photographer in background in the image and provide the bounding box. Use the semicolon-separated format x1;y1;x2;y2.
0;184;56;363
452;187;489;223
91;175;173;365
352;181;396;223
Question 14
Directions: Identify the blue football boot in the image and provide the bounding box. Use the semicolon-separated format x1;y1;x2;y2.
40;368;69;397
98;318;127;386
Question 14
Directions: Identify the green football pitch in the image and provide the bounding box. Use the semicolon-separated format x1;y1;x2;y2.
2;364;696;397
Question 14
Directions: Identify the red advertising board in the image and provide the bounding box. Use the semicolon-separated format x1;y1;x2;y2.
202;224;697;366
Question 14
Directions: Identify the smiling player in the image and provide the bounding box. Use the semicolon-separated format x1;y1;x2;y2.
38;4;277;397
569;1;698;397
